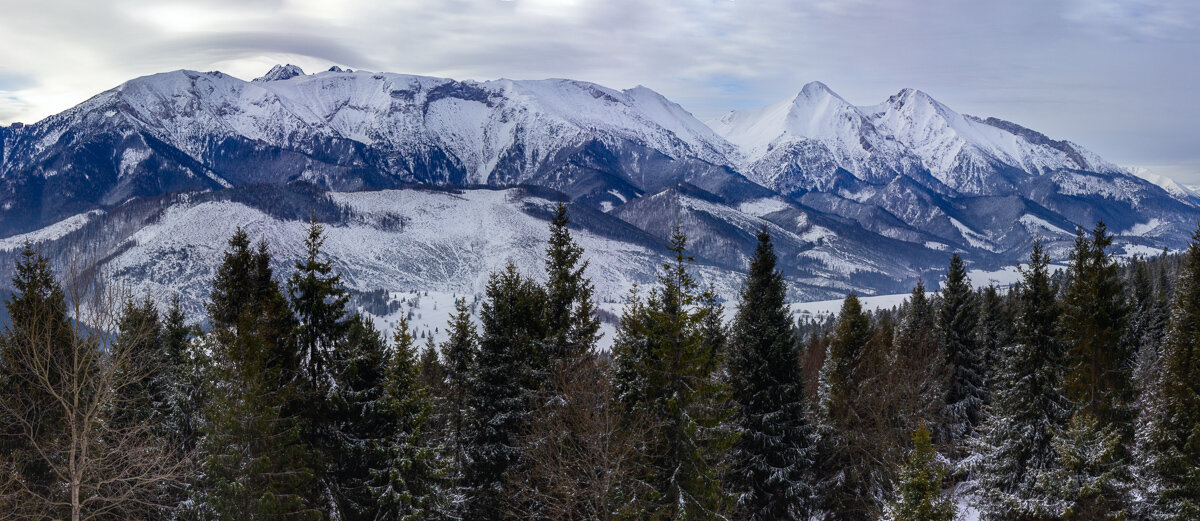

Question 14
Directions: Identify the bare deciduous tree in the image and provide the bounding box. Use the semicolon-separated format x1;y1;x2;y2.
509;355;646;521
0;246;189;521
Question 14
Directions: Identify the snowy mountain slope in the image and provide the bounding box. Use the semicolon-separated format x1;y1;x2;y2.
0;185;768;321
709;82;1199;258
864;88;1125;194
1127;166;1199;203
2;66;1198;304
0;66;741;237
710;82;930;193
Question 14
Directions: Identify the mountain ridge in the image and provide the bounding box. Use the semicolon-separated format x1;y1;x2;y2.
0;65;1195;310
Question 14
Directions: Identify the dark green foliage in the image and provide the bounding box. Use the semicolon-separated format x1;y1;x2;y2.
374;317;442;521
289;220;351;392
888;422;954;521
975;284;1014;401
938;254;984;442
329;314;393;520
1060;223;1134;430
1048;413;1129;520
194;231;317;520
286;220;353;515
815;293;884;521
112;296;164;430
439;297;477;493
613;228;734;521
1140;226;1200;521
543;203;602;362
973;240;1069;521
159;294;204;455
461;263;547;521
727;227;814;521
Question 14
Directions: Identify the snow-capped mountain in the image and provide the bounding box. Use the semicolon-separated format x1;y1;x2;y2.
711;83;1197;261
1127;166;1199;203
2;66;1197;310
0;65;740;236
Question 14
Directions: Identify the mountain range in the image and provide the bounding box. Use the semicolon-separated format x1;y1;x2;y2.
1;64;1195;321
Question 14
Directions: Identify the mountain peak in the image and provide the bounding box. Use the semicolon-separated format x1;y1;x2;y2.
799;80;833;96
888;87;934;107
253;64;306;82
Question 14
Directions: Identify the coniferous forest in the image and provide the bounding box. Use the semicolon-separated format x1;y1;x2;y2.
1;205;1198;521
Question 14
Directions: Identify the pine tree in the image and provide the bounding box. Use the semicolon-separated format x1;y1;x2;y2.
1060;222;1133;431
815;293;882;521
1047;412;1128;520
159;294;203;456
418;336;446;404
886;421;954;521
1139;226;1200;521
111;295;164;430
518;203;608;521
612;227;734;521
726;227;815;521
287;220;353;515
439;297;477;505
938;254;984;442
330;314;393;521
194;231;318;520
896;279;935;359
289;220;351;392
975;284;1013;401
543;203;602;363
1129;258;1167;394
375;317;442;521
972;240;1068;521
461;263;547;521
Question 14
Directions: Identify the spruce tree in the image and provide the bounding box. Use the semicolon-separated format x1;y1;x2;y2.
375;317;442;521
461;263;547;521
1047;413;1128;520
1139;226;1200;521
543;203;601;362
975;284;1013;401
815;293;881;521
194;231;317;520
726;227;814;521
439;297;477;504
1060;222;1133;430
972;240;1068;521
886;421;954;521
111;295;164;431
612;227;734;521
287;220;353;515
332;314;394;520
159;294;202;454
289;220;351;391
896;279;935;359
937;254;983;442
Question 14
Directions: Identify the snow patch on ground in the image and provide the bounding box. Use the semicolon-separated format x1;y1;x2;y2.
0;210;104;249
1018;214;1072;236
1125;218;1165;236
736;197;791;217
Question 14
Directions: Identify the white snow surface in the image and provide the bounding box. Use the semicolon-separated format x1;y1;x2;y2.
712;82;1125;194
61;69;736;185
0;210;104;250
1127;166;1197;201
99;187;746;335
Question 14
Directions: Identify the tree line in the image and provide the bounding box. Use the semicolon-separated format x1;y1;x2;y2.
0;206;1197;521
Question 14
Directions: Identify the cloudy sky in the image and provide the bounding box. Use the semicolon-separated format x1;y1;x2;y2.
2;0;1198;180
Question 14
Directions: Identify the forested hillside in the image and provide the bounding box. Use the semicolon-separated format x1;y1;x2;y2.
1;207;1196;521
